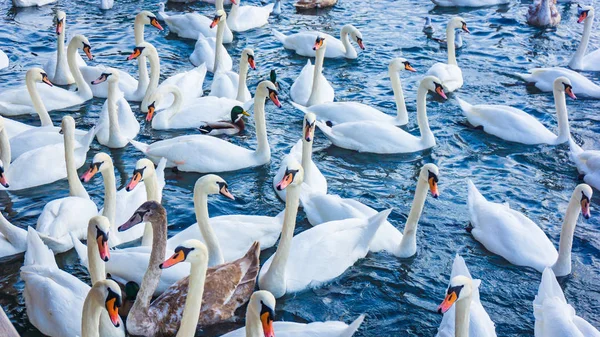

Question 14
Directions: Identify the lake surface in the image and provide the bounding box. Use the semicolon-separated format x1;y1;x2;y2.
1;0;599;335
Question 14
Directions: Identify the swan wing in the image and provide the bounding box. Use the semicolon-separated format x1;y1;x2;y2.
278;31;345;58
228;4;273;32
290;60;314;106
210;71;238;99
426;63;463;92
301;101;393;124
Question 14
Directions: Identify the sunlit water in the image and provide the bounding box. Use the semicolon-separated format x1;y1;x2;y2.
0;0;599;335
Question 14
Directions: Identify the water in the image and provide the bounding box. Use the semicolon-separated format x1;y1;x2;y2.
1;0;599;335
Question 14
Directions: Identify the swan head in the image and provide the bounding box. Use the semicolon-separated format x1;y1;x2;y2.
575;184;593;219
127;42;154;61
553;76;577;100
312;36;327;51
231;106;250;123
71;34;94;60
80;152;114;183
349;26;365;50
275;160;304;191
91;279;122;327
248;291;276;337
160;239;208;269
577;5;594;23
119;201;166;232
303;112;316;142
389;58;416;73
210;10;227;29
90;67;120;86
243;48;256;70
421;163;440;198
449;17;470;34
60;115;76;137
88;216;112;262
437;275;473;314
137;10;163;30
54;10;66;35
126;158;156;192
194;174;235;200
421;76;447;100
257;81;282;108
0;160;8;188
27;68;53;87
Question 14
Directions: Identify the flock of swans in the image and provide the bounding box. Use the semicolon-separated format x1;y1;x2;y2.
0;0;600;336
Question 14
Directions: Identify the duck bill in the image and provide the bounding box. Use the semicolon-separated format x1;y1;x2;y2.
146;104;155;122
581;198;591;219
105;297;121;327
56;19;64;35
578;11;588;24
159;251;185;269
241;110;251;117
80;165;99;183
0;173;9;188
261;312;275;337
126;172;142;192
97;235;110;262
150;17;164;31
276;172;294;191
429;178;439;198
219;185;235;200
269;90;282;108
437;292;458;314
83;45;94;61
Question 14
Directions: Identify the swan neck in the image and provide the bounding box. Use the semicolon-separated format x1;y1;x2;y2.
446;26;458;66
307;47;326;106
101;168;117;227
340;28;352;57
65;127;88;198
553;192;581;275
237;55;250;102
553;86;570;143
0;129;10;171
26;73;53;127
194;191;224;266
455;293;471;337
389;67;408;124
301;139;313;176
416;84;434;144
165;87;184;121
214;20;225;73
142;47;161;112
399;175;429;252
176;260;207;337
87;227;105;285
253;93;270;158
571;16;594;67
67;41;92;98
245;306;263;337
81;291;103;337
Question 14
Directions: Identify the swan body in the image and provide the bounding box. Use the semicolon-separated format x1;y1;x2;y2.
291;37;335;106
43;11;87;85
569;6;600;71
527;0;561;27
130;81;280;173
158;1;233;42
210;48;254;101
516;67;600;98
315;76;446;154
0;50;7;70
12;0;55;6
0;211;27;258
291;58;415;126
457;76;574;145
227;0;274;32
189;10;232;73
569;139;600;190
436;254;497;337
426;17;469;93
467;180;592;276
430;0;508;7
272;25;365;59
533;268;600;337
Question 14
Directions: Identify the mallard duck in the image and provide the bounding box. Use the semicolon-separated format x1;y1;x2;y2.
198;106;250;136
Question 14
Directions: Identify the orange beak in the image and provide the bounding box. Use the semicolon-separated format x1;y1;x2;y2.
304;123;314;142
41;74;53;87
437;291;458;314
581;197;591;219
105;296;121;327
435;85;447;100
462;23;470;34
159;250;185;269
146;103;155;122
269;90;282;108
210;16;220;29
127;48;142;61
80;164;99;183
405;64;416;72
313;39;324;51
150;17;164;31
97;233;110;262
83;45;94;61
260;311;275;337
0;172;8;188
276;172;294;191
356;38;365;50
219;184;235;200
56;19;63;35
565;86;577;100
429;177;439;198
248;56;256;70
578;11;588;24
231;0;237;4
126;171;143;192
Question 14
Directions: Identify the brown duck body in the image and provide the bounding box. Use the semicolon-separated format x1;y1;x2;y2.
295;0;337;9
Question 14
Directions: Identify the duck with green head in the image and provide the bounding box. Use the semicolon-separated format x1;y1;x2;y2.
197;106;250;136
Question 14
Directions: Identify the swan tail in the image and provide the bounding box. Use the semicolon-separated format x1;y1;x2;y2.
515;72;533;82
0;212;27;252
129;139;150;154
450;253;472;279
467;180;486;220
70;232;90;268
315;120;335;140
359;209;392;250
272;29;287;43
338;314;365;337
290;101;310;114
24;227;58;268
533;268;568;321
455;97;473;115
36;231;73;254
82;126;97;149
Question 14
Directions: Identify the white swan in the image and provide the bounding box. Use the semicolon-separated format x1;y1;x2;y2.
130;80;280;173
290;58;415;126
128;42;207;112
158;0;233;43
291;36;335;107
81;11;164;99
426;17;469;93
0;211;28;258
210;48;255;101
82;280;122;337
258;160;391;298
467;180;592;276
12;0;55;7
91;70;140;148
430;0;508;7
457;76;575;145
273;112;327;201
43;11;87;85
302;163;439;257
190;10;233;73
436;254;497;337
0;35;94;116
221;291;365;337
533;268;600;337
0;115;95;191
516;67;600;98
569;5;600;71
145;85;250;129
569;139;600;190
315;76;446;154
0;49;7;70
273;24;365;59
227;0;274;32
21;218;124;337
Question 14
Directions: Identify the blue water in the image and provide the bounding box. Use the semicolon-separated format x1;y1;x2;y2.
1;0;600;336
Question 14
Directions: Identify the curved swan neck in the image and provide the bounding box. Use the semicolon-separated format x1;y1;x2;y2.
553;86;570;143
253;93;270;159
455;293;471;337
552;192;582;276
193;191;224;266
133;16;150;90
101;169;118;228
142;45;161;112
389;66;408;124
340;27;355;58
301;139;313;177
81;290;103;337
416;84;435;145
237;54;250;102
65;126;88;198
67;41;92;98
0;127;10;171
164;86;184;121
446;26;458;66
26;76;53;127
570;14;594;68
398;175;429;253
87;227;105;285
307;45;326;106
176;259;208;337
245;305;263;337
55;22;69;84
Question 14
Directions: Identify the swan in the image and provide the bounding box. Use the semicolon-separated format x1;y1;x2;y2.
0;35;94;116
43;11;87;85
436;254;497;337
430;0;508;7
82;280;122;337
0;115;95;191
291;36;335;107
457;76;575;145
426;17;469;93
467;180;592;276
130;80;281;173
198;106;250;135
302;163;439;257
516;67;600;98
81;11;164;99
295;0;337;9
21;217;124;337
210;48;255;101
128;42;207;112
273;112;327;201
290;58;415;126
0;211;28;258
273;24;365;59
527;0;561;27
221;290;366;337
569;5;600;71
158;0;233;43
227;0;274;32
145;85;251;130
91;70;139;148
315;76;446;154
118;201;259;334
0;49;7;70
12;0;55;7
569;139;600;190
258;160;391;298
533;268;600;337
189;10;233;73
